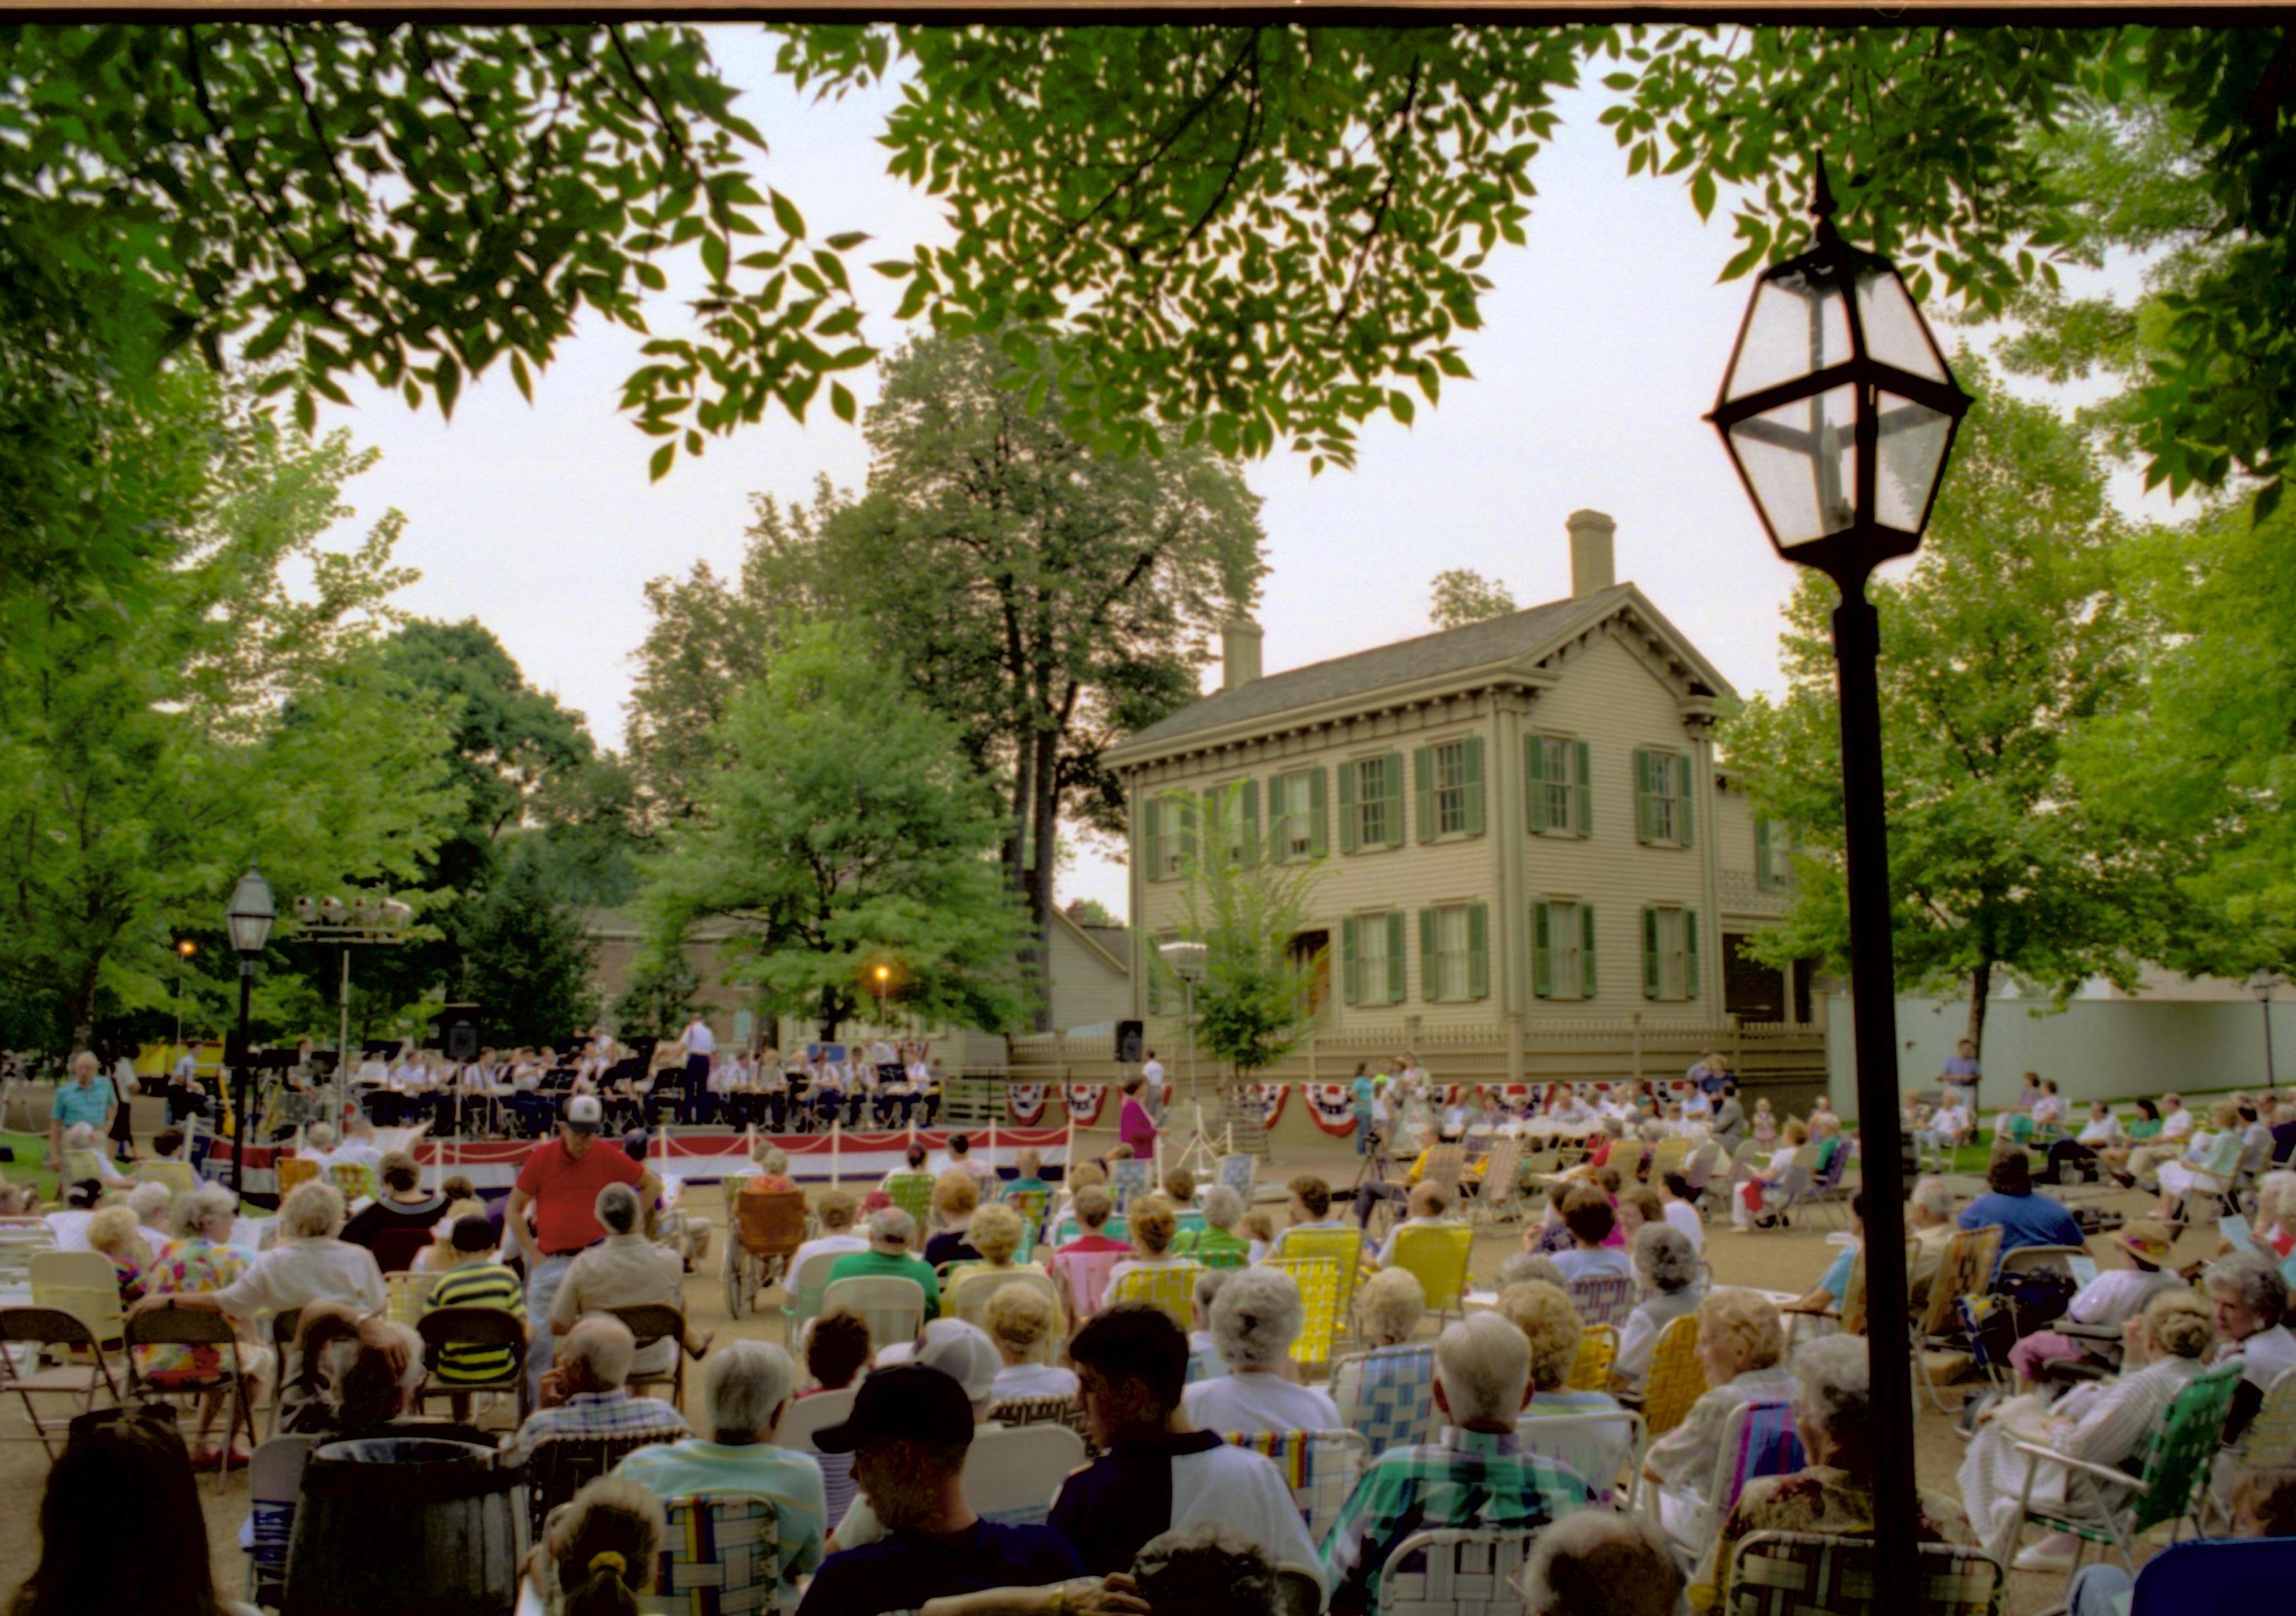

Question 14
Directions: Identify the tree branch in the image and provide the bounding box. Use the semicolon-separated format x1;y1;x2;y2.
1059;28;1261;245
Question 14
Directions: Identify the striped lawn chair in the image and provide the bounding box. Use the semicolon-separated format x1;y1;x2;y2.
1105;1261;1203;1332
1330;1343;1439;1454
883;1172;933;1228
1265;1255;1341;1372
1721;1531;2005;1616
1566;1272;1636;1330
1378;1528;1537;1616
656;1492;780;1615
1217;1154;1259;1201
1050;1247;1127;1324
1222;1427;1369;1540
1388;1223;1474;1322
1569;1324;1619;1391
1638;1313;1710;1437
1108;1158;1152;1211
1277;1225;1366;1324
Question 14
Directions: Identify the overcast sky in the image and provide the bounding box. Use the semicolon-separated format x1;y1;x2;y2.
313;28;2162;921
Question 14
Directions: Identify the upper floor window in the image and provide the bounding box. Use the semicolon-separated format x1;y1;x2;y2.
1339;753;1404;853
1414;737;1486;841
1635;750;1696;847
1526;735;1590;836
1269;768;1327;863
1641;905;1701;1001
1755;817;1794;890
1145;792;1196;881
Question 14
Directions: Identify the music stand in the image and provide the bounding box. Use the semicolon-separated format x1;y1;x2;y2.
1157;941;1223;1181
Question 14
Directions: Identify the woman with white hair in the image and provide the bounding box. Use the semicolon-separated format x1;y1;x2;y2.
1354;1266;1426;1350
1514;1510;1684;1616
140;1183;271;1469
135;1179;384;1320
62;1121;124;1182
1959;1290;2217;1569
984;1281;1079;1400
942;1203;1049;1316
126;1179;173;1235
1174;1184;1250;1267
614;1340;826;1602
1180;1267;1340;1433
1611;1222;1705;1392
1641;1289;1794;1506
1687;1335;1971;1610
548;1180;687;1377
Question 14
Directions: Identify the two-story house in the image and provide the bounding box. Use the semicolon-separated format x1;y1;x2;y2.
1103;510;1813;1079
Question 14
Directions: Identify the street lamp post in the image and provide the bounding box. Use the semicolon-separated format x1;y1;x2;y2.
1708;159;1972;1616
2252;972;2285;1093
1159;939;1217;1176
225;868;276;1203
173;937;198;1052
874;964;891;1031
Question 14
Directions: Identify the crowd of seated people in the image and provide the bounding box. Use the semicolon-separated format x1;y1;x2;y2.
34;1068;2296;1616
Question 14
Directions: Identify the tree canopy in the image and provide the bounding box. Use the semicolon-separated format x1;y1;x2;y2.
1718;367;2166;1049
1429;568;1517;629
635;622;1032;1038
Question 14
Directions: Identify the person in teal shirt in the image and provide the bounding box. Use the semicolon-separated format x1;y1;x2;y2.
616;1340;826;1606
826;1206;940;1314
1352;1064;1377;1157
1001;1146;1052;1201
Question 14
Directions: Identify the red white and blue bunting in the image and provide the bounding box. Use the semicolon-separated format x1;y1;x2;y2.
1303;1082;1360;1136
1064;1084;1108;1127
1006;1084;1049;1126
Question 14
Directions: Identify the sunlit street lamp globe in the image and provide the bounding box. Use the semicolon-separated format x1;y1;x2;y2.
1708;164;1973;587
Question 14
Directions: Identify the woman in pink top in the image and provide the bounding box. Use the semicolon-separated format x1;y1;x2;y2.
1118;1077;1158;1159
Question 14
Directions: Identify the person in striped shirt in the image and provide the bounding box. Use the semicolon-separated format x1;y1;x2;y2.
615;1340;826;1610
424;1215;526;1385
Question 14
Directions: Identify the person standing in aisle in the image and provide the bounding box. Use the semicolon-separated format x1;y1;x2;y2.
507;1095;663;1401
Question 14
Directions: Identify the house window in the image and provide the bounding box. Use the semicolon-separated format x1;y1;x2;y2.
1641;906;1701;1001
1635;750;1695;847
1147;792;1197;880
1354;757;1391;848
1755;817;1792;890
1419;902;1489;1002
1433;742;1468;834
1343;911;1405;1006
1277;768;1320;860
1533;899;1595;1001
1527;735;1591;836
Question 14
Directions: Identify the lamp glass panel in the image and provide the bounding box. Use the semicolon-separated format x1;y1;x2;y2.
226;870;274;953
1727;384;1859;548
1725;272;1852;402
1874;391;1953;532
1855;267;1947;382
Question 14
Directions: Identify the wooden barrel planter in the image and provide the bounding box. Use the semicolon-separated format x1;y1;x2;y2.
283;1437;527;1616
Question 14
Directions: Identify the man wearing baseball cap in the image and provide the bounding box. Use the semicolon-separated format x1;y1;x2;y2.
796;1364;1086;1616
507;1093;661;1401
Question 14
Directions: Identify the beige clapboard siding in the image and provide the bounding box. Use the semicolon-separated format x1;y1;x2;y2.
1133;713;1504;1032
1516;631;1710;1017
1713;785;1759;880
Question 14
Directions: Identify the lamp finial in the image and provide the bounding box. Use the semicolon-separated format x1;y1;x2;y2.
1811;156;1841;245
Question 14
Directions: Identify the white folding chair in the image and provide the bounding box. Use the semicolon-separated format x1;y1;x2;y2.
964;1422;1087;1526
819;1276;926;1357
1377;1527;1537;1616
1514;1405;1647;1507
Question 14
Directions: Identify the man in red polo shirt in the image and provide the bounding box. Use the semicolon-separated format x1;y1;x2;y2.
508;1094;661;1399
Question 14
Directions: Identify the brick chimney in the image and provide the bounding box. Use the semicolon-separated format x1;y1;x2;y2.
1567;509;1617;599
1221;619;1264;692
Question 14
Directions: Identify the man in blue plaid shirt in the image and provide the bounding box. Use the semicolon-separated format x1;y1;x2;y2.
506;1314;688;1461
1319;1313;1591;1614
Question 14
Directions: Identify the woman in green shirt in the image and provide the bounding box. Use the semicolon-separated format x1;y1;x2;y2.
1173;1184;1249;1268
2096;1097;2163;1186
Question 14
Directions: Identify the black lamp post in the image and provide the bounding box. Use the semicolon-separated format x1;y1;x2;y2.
225;866;276;1202
2253;972;2285;1094
1708;161;1972;1615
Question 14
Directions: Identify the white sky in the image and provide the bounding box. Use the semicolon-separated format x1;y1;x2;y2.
314;28;2164;923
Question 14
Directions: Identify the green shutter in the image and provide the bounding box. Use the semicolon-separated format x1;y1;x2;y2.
1419;909;1440;1002
1307;767;1329;858
1574;741;1593;836
1341;916;1362;1006
1466;904;1489;999
1532;902;1553;999
1462;737;1485;836
1382;753;1405;848
1642;907;1660;999
1525;735;1549;834
1338;762;1359;855
1266;775;1288;863
1634;751;1657;844
1385;912;1406;1003
1580;903;1599;998
1678;756;1696;848
1414;747;1436;845
1239;778;1261;864
1144;797;1164;881
1176;795;1198;869
1202;785;1223;865
1685;908;1701;999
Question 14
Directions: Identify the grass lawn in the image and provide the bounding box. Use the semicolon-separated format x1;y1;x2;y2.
0;1131;58;1203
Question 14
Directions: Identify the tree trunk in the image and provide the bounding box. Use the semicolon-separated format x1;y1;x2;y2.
818;984;843;1042
1966;960;1991;1056
1025;725;1060;1033
1005;741;1032;880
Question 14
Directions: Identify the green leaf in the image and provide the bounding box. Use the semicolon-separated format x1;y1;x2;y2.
649;441;676;481
770;189;806;239
831;381;856;423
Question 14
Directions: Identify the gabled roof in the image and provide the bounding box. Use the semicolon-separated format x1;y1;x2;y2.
1109;583;1732;764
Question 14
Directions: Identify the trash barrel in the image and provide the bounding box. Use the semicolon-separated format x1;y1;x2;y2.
283;1437;526;1616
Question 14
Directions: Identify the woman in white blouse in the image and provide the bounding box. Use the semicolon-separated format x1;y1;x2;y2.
1959;1289;2217;1570
1642;1288;1796;1521
1180;1264;1340;1435
984;1281;1078;1402
1612;1223;1706;1392
133;1180;385;1321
